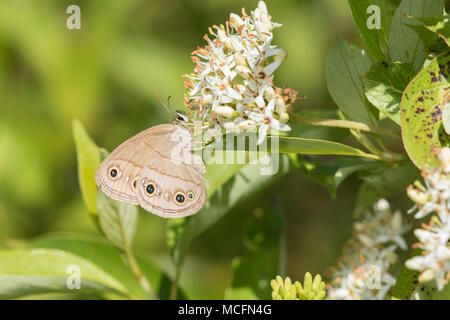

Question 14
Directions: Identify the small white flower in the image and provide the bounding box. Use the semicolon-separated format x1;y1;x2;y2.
223;121;240;133
406;147;450;291
239;120;257;130
375;198;390;212
439;147;450;173
332;288;352;300
214;106;236;118
183;1;292;145
327;199;409;300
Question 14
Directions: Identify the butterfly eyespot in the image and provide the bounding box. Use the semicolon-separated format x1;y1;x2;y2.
175;192;186;205
187;192;194;200
131;177;139;192
146;183;155;195
109;167;119;179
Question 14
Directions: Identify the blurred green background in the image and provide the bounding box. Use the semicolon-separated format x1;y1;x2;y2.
0;0;414;299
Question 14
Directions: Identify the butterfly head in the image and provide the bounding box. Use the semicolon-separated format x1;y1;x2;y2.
172;110;189;124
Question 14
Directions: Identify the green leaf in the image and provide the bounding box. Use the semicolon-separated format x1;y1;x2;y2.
28;234;186;300
364;61;415;124
205;135;377;159
392;249;421;299
277;136;378;159
225;206;283;300
97;190;138;250
298;157;382;199
400;51;450;168
167;156;291;267
326;37;378;126
167;135;378;266
413;15;450;48
72;119;101;216
204;162;246;198
0;248;127;299
389;0;445;71
354;162;420;215
348;0;400;61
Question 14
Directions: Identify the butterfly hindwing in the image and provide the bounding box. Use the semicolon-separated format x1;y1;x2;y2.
136;165;206;218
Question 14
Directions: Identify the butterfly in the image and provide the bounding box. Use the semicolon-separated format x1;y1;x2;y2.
95;111;207;218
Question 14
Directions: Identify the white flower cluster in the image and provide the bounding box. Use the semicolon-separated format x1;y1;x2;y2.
327;199;409;300
183;1;294;145
406;147;450;291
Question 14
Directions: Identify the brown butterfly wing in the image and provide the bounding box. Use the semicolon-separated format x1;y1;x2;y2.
95;124;206;218
136;165;206;218
134;125;206;218
95;124;179;205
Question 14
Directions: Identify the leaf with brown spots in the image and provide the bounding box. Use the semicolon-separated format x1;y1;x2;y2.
400;50;450;168
392;249;421;300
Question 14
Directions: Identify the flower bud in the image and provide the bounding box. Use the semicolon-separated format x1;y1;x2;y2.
438;147;450;173
275;50;287;63
279;112;289;123
234;54;247;67
214;106;236;118
264;86;276;101
407;186;429;205
255;94;265;108
236;65;252;80
390;211;403;231
230;37;244;53
257;1;272;31
275;97;287;114
239;120;257;130
375;198;390;212
419;269;436;283
216;27;227;42
229;13;244;29
223;121;239;132
254;21;268;41
216;27;232;50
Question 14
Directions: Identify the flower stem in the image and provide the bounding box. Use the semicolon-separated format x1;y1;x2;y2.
350;129;406;162
124;244;158;300
291;114;400;139
170;265;181;300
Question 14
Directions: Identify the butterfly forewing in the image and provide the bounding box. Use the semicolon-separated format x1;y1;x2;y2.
95;124;207;218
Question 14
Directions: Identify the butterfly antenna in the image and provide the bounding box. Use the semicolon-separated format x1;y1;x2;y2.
167;96;172;106
155;90;172;115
